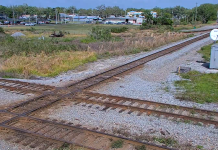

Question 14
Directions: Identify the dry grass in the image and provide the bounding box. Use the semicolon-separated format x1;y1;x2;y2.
1;51;97;77
76;30;188;57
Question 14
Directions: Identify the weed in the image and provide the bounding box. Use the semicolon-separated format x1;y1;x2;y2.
154;137;177;146
135;145;146;150
184;120;192;124
111;139;124;148
190;110;196;115
197;145;204;149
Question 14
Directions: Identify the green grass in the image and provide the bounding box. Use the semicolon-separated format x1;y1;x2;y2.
198;44;212;62
153;137;177;146
197;145;204;149
175;71;218;103
111;139;124;148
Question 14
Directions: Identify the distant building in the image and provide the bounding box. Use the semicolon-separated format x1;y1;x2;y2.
127;11;143;17
151;11;157;18
105;16;144;24
127;11;157;18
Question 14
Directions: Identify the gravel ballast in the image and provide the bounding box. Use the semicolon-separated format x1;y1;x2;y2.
0;89;33;109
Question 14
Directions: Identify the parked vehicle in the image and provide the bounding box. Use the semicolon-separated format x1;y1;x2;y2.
0;22;3;25
25;23;35;26
106;22;114;25
20;22;26;25
38;21;44;24
4;21;10;25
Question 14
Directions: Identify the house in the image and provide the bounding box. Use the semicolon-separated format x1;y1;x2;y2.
127;11;157;18
127;11;143;17
105;16;144;24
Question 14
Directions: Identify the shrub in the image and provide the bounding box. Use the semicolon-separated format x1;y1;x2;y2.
139;23;153;30
90;26;112;41
111;27;128;33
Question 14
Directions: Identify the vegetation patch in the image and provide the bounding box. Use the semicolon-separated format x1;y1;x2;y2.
1;51;97;77
175;71;218;103
154;137;177;146
111;27;128;33
0;36;77;57
111;139;124;148
198;44;212;62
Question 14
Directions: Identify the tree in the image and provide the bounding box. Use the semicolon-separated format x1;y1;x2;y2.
198;4;217;23
143;10;153;24
96;5;106;18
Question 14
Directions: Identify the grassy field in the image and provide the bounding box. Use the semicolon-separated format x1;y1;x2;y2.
2;24;138;35
175;71;218;104
0;24;191;78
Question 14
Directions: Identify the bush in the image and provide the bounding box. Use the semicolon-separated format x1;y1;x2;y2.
111;27;128;33
139;23;153;30
0;27;5;33
90;26;112;41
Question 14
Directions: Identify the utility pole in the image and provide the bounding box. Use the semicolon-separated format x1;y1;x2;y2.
12;6;15;25
55;9;57;24
195;3;198;24
36;13;37;24
73;9;74;22
64;9;66;24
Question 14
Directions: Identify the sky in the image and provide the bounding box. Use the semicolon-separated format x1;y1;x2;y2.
1;0;218;9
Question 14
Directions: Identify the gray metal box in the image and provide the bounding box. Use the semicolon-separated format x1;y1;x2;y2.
210;43;218;69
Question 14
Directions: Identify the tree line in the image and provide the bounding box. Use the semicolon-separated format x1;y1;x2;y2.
0;3;217;23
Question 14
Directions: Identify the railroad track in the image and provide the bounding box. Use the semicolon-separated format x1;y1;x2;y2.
0;32;213;149
0;79;55;95
72;92;218;127
0;113;175;150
